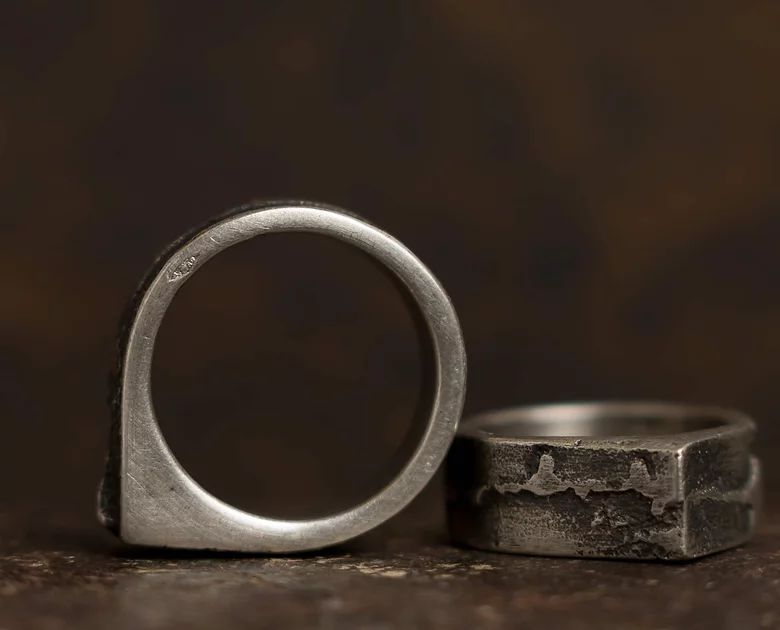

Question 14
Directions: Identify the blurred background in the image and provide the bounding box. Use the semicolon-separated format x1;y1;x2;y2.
2;1;779;532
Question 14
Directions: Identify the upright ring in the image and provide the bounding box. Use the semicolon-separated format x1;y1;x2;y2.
447;402;761;560
99;200;467;553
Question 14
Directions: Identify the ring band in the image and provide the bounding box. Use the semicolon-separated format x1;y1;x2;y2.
99;200;467;553
447;402;761;561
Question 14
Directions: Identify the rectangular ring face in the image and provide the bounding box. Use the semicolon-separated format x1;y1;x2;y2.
447;434;760;561
681;432;760;559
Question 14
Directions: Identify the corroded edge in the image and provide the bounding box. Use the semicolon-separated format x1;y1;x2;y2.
446;405;761;561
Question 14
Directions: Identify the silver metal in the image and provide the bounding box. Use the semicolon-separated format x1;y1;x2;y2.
447;402;761;561
99;200;467;553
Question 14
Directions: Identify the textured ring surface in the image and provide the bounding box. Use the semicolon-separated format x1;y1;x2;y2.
99;200;466;553
447;402;760;561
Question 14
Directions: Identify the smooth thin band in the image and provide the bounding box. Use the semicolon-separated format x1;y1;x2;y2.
101;200;466;552
458;401;755;442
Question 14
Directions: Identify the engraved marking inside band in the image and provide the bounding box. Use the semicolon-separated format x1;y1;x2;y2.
167;255;199;282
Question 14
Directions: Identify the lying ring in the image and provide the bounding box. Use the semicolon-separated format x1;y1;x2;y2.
99;200;466;553
447;402;761;561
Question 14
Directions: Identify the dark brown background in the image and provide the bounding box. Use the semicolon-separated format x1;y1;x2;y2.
2;1;780;525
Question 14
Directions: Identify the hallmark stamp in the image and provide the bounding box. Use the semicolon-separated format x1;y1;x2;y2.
167;255;199;282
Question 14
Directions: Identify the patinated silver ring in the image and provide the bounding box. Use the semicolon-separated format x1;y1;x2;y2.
447;402;761;561
99;200;466;553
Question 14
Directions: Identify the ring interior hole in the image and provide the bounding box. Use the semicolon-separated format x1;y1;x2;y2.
152;232;425;520
481;413;725;437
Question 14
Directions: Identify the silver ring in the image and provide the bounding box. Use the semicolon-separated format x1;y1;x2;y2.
99;200;467;553
447;402;761;560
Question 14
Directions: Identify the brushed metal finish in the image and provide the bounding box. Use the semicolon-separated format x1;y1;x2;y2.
99;200;467;553
447;402;761;561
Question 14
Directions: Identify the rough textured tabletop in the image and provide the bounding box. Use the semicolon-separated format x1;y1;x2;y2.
1;505;778;630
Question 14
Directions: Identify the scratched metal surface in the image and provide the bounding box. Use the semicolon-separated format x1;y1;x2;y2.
0;505;779;630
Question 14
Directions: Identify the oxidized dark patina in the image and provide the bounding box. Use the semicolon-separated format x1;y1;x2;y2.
447;402;761;560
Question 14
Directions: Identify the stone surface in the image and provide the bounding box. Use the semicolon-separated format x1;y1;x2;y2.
1;506;779;629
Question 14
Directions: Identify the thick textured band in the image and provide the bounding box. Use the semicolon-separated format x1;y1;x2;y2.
447;402;760;561
99;200;466;553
